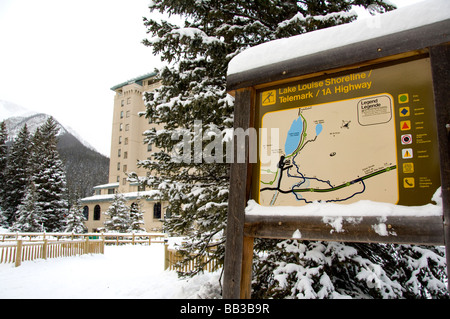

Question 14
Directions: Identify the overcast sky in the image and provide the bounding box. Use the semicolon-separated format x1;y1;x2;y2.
0;0;426;157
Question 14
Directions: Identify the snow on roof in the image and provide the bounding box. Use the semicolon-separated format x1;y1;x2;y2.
81;190;162;203
227;0;450;77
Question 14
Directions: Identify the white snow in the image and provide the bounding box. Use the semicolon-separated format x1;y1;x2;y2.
0;244;221;299
246;187;442;217
227;0;450;76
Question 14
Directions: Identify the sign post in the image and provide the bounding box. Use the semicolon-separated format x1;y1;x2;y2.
223;16;450;299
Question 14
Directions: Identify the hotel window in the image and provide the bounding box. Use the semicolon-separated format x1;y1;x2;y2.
123;164;127;173
127;97;131;104
126;111;130;118
119;136;122;144
94;205;101;220
118;149;121;157
125;124;130;131
119;123;123;131
147;143;152;152
120;111;124;119
124;138;128;145
121;100;124;107
117;162;120;170
83;206;89;220
117;176;120;182
153;203;161;219
123;177;127;185
124;151;128;159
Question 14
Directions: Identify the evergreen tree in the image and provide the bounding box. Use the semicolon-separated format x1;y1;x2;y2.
139;0;396;278
129;200;146;233
11;182;44;233
2;124;32;225
30;117;69;232
104;194;130;233
64;200;88;233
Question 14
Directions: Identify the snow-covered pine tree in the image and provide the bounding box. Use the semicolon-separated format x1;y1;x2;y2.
64;200;88;233
104;194;131;233
11;182;44;233
2;124;32;226
129;200;146;233
30;117;69;232
140;0;396;277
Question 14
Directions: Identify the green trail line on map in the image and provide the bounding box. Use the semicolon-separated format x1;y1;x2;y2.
285;113;307;159
261;168;279;185
260;165;397;194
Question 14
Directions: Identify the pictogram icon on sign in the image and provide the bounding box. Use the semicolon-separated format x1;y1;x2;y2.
401;134;412;145
403;177;415;188
400;120;411;131
399;107;410;117
398;93;409;104
402;148;413;159
262;90;276;106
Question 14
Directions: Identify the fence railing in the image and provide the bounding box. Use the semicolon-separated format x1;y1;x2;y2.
164;246;220;273
0;232;167;267
0;232;167;245
0;238;104;267
0;232;220;273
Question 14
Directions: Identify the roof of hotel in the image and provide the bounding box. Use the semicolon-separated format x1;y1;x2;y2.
110;72;158;91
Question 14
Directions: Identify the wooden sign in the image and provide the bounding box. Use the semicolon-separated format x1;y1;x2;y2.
223;15;450;299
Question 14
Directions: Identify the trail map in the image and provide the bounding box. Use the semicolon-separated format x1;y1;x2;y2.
259;94;399;206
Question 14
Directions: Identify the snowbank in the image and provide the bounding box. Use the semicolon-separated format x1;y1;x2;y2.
227;0;450;76
0;244;221;299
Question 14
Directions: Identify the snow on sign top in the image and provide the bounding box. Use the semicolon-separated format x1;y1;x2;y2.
227;0;450;76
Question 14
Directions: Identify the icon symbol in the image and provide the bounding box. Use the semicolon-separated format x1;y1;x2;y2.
401;134;412;145
262;90;276;106
398;94;409;104
403;162;414;174
403;177;415;188
399;107;410;117
402;148;413;159
400;120;411;131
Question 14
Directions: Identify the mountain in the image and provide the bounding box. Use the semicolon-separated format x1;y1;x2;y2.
0;100;37;121
2;112;110;204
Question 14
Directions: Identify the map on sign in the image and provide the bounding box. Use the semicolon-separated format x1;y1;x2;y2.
259;94;398;206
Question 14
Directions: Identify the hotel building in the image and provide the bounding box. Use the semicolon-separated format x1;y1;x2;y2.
81;73;167;232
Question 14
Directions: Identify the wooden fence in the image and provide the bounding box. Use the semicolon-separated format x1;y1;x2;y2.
0;232;220;273
0;238;104;267
0;232;166;267
164;246;220;273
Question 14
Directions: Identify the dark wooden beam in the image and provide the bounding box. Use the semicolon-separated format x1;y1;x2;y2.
223;88;253;299
429;43;450;290
244;214;445;245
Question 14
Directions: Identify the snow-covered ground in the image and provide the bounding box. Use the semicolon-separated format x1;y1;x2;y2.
0;244;221;299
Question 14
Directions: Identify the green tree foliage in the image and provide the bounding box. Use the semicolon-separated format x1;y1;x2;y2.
140;0;396;278
1;124;32;225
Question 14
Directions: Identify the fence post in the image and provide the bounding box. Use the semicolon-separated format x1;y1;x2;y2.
84;237;90;255
164;240;169;270
15;240;23;267
42;239;48;260
132;233;135;245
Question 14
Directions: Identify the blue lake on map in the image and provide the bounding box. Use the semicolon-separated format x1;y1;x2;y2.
316;123;323;136
284;117;303;155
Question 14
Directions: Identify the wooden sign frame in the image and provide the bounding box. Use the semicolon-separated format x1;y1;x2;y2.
223;20;450;299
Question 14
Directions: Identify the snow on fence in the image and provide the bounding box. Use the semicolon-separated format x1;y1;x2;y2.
0;232;220;272
0;232;167;267
0;239;104;267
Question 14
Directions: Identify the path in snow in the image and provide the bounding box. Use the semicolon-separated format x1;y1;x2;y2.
0;244;221;299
